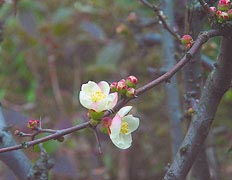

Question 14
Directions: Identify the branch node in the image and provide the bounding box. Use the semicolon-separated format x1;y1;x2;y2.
179;145;189;155
21;142;29;149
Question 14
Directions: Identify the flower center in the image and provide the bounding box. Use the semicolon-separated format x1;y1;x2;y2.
91;91;106;102
120;121;129;134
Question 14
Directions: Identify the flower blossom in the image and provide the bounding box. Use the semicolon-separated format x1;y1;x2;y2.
109;106;139;149
79;81;118;112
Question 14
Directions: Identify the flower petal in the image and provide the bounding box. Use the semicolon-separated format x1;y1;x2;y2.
110;114;121;138
123;115;140;134
106;92;118;109
81;81;101;94
110;133;132;149
98;81;110;95
117;106;132;117
79;91;92;109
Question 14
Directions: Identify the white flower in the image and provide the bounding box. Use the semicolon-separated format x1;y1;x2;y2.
79;81;118;112
109;106;139;149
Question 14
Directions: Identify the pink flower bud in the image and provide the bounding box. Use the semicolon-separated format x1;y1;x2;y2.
217;0;231;11
110;82;118;92
100;117;112;134
217;11;229;23
209;6;217;13
126;87;136;98
116;79;128;93
181;35;194;50
126;75;138;88
27;119;40;129
228;9;232;20
181;35;193;45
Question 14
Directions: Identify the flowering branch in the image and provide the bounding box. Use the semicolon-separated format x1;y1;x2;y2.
0;28;223;153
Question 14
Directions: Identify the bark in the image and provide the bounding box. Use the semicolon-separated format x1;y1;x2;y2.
183;0;210;179
164;36;232;180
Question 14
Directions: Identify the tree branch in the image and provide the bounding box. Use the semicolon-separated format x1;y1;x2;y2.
164;36;232;180
0;121;91;153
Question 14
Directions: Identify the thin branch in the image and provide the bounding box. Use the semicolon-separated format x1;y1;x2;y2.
0;121;91;153
140;0;180;40
135;29;221;96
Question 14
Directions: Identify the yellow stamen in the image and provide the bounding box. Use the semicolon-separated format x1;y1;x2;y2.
91;91;106;102
120;121;129;134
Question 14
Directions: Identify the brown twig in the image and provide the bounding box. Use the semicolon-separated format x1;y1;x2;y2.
140;0;180;40
0;121;91;153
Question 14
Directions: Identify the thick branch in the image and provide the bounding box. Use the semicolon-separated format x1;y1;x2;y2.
164;36;232;180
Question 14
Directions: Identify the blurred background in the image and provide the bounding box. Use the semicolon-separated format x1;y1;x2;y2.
0;0;232;179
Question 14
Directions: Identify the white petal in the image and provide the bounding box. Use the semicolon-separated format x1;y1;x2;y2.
110;134;132;149
123;115;140;134
106;93;118;109
117;106;132;117
79;91;92;109
98;81;110;95
81;81;101;94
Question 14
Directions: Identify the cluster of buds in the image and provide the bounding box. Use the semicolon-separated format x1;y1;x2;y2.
181;35;194;50
27;119;40;130
110;75;138;98
210;0;232;23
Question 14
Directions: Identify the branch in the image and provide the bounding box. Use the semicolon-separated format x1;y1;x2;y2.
0;121;91;153
135;29;221;96
140;0;180;40
164;36;232;180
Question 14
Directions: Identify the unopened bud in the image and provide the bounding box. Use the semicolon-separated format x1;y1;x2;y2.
217;11;229;23
217;0;231;12
228;9;232;20
126;87;136;98
110;82;118;92
126;75;138;88
27;119;40;130
181;35;193;45
116;79;127;93
100;117;112;134
209;6;217;13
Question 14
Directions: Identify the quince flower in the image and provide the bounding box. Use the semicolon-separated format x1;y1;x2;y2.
109;106;139;149
79;81;118;112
